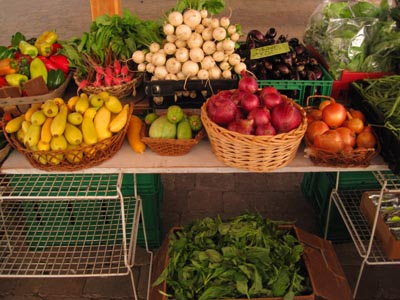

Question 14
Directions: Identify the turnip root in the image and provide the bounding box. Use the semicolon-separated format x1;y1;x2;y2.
189;48;205;63
149;42;161;53
183;9;202;29
176;24;192;40
168;11;183;27
132;50;145;64
182;60;199;77
202;40;216;55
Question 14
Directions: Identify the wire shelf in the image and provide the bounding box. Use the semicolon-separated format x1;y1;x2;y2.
373;171;400;192
0;196;139;277
331;189;400;265
0;174;121;200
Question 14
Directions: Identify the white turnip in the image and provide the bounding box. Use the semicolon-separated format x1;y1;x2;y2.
201;56;216;70
163;23;175;35
187;32;203;49
195;24;205;34
200;9;208;19
164;42;177;55
201;27;213;41
166;57;181;74
132;50;145;64
175;24;192;40
149;42;161;53
168;11;183;27
220;16;230;28
197;69;209;80
154;66;168;80
234;62;247;74
151;52;166;67
202;40;216;55
166;34;177;43
222;69;232;79
189;48;205;63
212;50;225;62
182;60;199;77
175;48;189;63
228;53;241;66
175;39;187;49
208;66;222;79
213;27;227;41
183;9;202;29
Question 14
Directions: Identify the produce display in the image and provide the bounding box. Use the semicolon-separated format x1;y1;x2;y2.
304;0;400;79
152;213;310;300
3;91;129;166
206;73;303;135
0;31;70;98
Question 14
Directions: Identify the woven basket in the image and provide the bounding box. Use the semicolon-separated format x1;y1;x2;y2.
73;72;143;99
141;121;205;156
2;104;133;171
200;97;307;172
304;95;379;168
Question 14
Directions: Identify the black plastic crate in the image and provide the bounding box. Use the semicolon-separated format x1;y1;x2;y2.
349;81;400;174
143;73;238;109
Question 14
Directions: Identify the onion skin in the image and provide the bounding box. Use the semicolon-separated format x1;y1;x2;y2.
238;71;258;94
271;101;302;133
321;101;347;129
314;130;344;153
207;95;238;126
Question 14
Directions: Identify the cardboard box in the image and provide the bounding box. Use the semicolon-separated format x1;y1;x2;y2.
360;191;400;260
150;226;352;300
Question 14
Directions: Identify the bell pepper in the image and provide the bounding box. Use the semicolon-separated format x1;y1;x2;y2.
51;43;63;55
18;40;38;58
0;58;19;76
36;42;53;57
49;54;69;75
5;73;28;88
0;76;7;88
30;57;48;84
47;69;65;90
18;56;31;77
37;55;58;72
0;46;15;60
35;31;58;46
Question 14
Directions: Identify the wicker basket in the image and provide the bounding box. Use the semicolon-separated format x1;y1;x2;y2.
141;122;205;156
2;104;133;171
0;72;73;113
304;95;379;168
73;72;143;99
200;97;307;172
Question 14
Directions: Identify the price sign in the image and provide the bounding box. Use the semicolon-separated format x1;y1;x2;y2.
250;42;290;60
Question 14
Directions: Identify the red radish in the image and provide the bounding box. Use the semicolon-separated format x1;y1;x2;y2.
113;60;121;75
94;66;105;75
121;65;129;76
260;88;283;109
207;95;238;126
255;123;276;136
240;92;260;113
247;107;271;127
238;71;258;94
271;101;302;133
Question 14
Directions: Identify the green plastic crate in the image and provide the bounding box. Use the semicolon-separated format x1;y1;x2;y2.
301;171;380;242
257;65;333;105
22;174;163;249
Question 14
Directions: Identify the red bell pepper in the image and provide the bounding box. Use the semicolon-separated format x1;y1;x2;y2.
49;54;69;76
37;55;59;72
51;43;63;55
0;76;8;88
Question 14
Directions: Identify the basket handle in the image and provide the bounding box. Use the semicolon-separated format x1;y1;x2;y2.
306;95;336;108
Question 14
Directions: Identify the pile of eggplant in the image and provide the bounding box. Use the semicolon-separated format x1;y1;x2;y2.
237;28;323;82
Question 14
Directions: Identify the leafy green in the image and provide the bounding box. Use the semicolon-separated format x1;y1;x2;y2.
153;213;310;299
172;0;226;15
304;0;400;79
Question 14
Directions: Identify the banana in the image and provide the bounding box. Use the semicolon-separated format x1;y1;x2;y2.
24;106;38;122
75;93;89;114
67;95;80;111
64;123;83;145
104;95;123;113
40;117;53;143
23;124;41;148
5;114;25;133
50;104;68;136
109;104;129;133
41;99;59;117
94;105;112;141
81;107;98;145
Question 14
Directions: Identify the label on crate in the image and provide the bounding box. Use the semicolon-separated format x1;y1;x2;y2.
250;42;290;60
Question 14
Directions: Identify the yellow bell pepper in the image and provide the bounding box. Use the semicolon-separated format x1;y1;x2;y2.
30;57;48;84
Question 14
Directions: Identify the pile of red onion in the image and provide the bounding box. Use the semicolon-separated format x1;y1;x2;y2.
206;72;303;135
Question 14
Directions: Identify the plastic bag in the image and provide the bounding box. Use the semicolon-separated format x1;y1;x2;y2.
303;0;399;79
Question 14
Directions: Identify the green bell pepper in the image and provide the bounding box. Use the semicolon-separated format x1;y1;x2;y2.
47;69;65;90
18;57;30;77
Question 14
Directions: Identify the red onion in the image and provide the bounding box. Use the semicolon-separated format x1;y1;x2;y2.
228;119;254;135
271;101;302;133
238;71;258;94
240;92;260;113
260;87;283;109
231;89;247;105
207;95;238;126
247;107;271;127
255;123;276;136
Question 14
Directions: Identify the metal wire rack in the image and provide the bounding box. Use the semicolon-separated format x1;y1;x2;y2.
325;171;400;299
0;173;153;300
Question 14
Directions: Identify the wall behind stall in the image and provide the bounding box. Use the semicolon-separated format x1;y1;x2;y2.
0;0;321;45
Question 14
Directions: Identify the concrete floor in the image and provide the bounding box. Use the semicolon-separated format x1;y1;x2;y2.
1;1;400;300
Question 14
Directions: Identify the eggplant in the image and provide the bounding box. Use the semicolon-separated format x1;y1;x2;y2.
265;27;277;39
247;30;265;43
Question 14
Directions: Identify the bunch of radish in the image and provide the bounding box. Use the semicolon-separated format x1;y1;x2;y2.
131;8;246;81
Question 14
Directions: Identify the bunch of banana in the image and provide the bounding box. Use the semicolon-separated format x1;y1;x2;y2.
5;92;130;166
